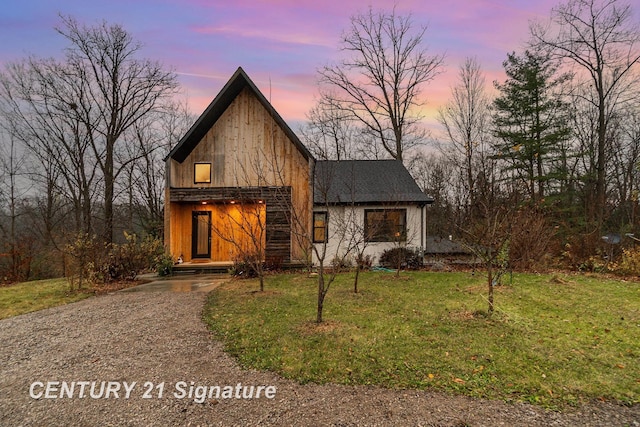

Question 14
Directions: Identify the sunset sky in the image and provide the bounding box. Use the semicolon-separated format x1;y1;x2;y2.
0;0;565;133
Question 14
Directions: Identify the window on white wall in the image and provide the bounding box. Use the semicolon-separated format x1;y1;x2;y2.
313;212;328;243
364;209;406;242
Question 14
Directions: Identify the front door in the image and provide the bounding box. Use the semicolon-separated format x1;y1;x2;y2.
192;211;211;259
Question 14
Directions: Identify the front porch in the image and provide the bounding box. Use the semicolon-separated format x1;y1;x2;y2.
165;186;294;265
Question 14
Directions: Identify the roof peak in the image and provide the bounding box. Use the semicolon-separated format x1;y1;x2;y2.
166;67;311;163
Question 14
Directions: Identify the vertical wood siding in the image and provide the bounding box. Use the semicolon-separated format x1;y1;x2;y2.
165;87;311;263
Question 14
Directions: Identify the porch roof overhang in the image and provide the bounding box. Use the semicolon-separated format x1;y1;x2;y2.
168;186;290;203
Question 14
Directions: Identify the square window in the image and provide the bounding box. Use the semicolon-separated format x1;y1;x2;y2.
364;209;406;242
194;163;211;184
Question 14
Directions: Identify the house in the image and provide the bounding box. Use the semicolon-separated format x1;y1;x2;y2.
164;67;432;269
313;160;433;265
164;67;313;268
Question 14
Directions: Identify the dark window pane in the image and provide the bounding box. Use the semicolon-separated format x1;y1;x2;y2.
365;209;407;242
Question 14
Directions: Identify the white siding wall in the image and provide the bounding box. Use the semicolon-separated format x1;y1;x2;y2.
312;204;425;266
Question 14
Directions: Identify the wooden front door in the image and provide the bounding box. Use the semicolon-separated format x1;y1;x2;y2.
192;211;211;259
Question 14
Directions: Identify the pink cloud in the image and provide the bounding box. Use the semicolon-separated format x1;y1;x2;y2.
0;0;566;132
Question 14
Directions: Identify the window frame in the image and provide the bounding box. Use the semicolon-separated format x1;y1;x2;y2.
194;162;212;184
364;208;407;242
313;211;328;243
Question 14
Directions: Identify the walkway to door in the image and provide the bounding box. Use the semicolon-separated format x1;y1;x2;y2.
121;274;229;293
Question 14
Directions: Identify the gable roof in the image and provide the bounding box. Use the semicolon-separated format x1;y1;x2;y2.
165;67;312;163
314;160;433;205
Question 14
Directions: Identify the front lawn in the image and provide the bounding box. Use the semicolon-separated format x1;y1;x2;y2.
0;278;92;319
203;271;640;408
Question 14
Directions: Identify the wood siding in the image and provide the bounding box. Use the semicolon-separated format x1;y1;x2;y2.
169;202;265;262
168;87;309;191
168;187;294;262
165;87;311;263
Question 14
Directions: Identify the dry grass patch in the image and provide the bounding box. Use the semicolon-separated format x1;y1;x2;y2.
296;320;343;336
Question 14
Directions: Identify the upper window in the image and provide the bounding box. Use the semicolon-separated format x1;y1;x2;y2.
194;163;211;184
364;209;407;242
313;212;328;243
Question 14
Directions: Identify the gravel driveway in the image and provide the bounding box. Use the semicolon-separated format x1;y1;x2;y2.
1;287;638;426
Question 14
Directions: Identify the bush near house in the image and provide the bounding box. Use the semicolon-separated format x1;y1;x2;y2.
65;233;165;289
379;247;422;270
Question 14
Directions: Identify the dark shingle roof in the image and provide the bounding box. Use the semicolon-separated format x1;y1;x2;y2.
425;236;471;255
165;67;311;163
314;160;433;205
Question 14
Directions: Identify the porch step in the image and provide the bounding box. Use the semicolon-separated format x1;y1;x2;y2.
172;264;232;275
171;261;308;276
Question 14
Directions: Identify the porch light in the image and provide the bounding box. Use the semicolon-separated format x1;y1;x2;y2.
201;201;208;205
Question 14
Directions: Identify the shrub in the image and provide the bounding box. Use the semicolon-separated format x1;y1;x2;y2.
155;252;175;277
356;253;374;270
103;232;164;281
379;247;422;270
64;233;106;290
615;247;640;276
330;255;353;272
561;232;614;272
230;252;261;278
508;208;555;271
64;232;165;288
265;256;284;271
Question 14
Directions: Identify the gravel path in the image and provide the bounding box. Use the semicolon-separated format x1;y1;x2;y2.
0;289;638;426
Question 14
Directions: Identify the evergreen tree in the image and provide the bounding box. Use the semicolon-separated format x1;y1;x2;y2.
492;50;571;204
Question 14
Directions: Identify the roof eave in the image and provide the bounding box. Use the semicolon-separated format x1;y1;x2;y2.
165;67;313;163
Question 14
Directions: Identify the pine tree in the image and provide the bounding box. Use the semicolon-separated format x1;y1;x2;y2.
492;50;571;204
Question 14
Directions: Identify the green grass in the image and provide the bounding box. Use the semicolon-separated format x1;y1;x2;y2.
0;278;91;319
203;271;640;408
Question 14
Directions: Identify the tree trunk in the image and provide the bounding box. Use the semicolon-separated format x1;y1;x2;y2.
487;264;494;316
103;136;115;244
317;268;325;323
353;266;360;294
596;94;607;227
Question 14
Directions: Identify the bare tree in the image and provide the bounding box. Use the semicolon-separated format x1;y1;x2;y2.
309;163;361;321
0;130;31;281
530;0;640;224
120;101;194;236
213;200;268;291
300;95;356;161
609;104;640;227
460;200;512;316
408;151;459;235
437;57;491;210
206;145;271;292
56;15;178;243
0;17;178;243
318;6;444;161
0;57;98;235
